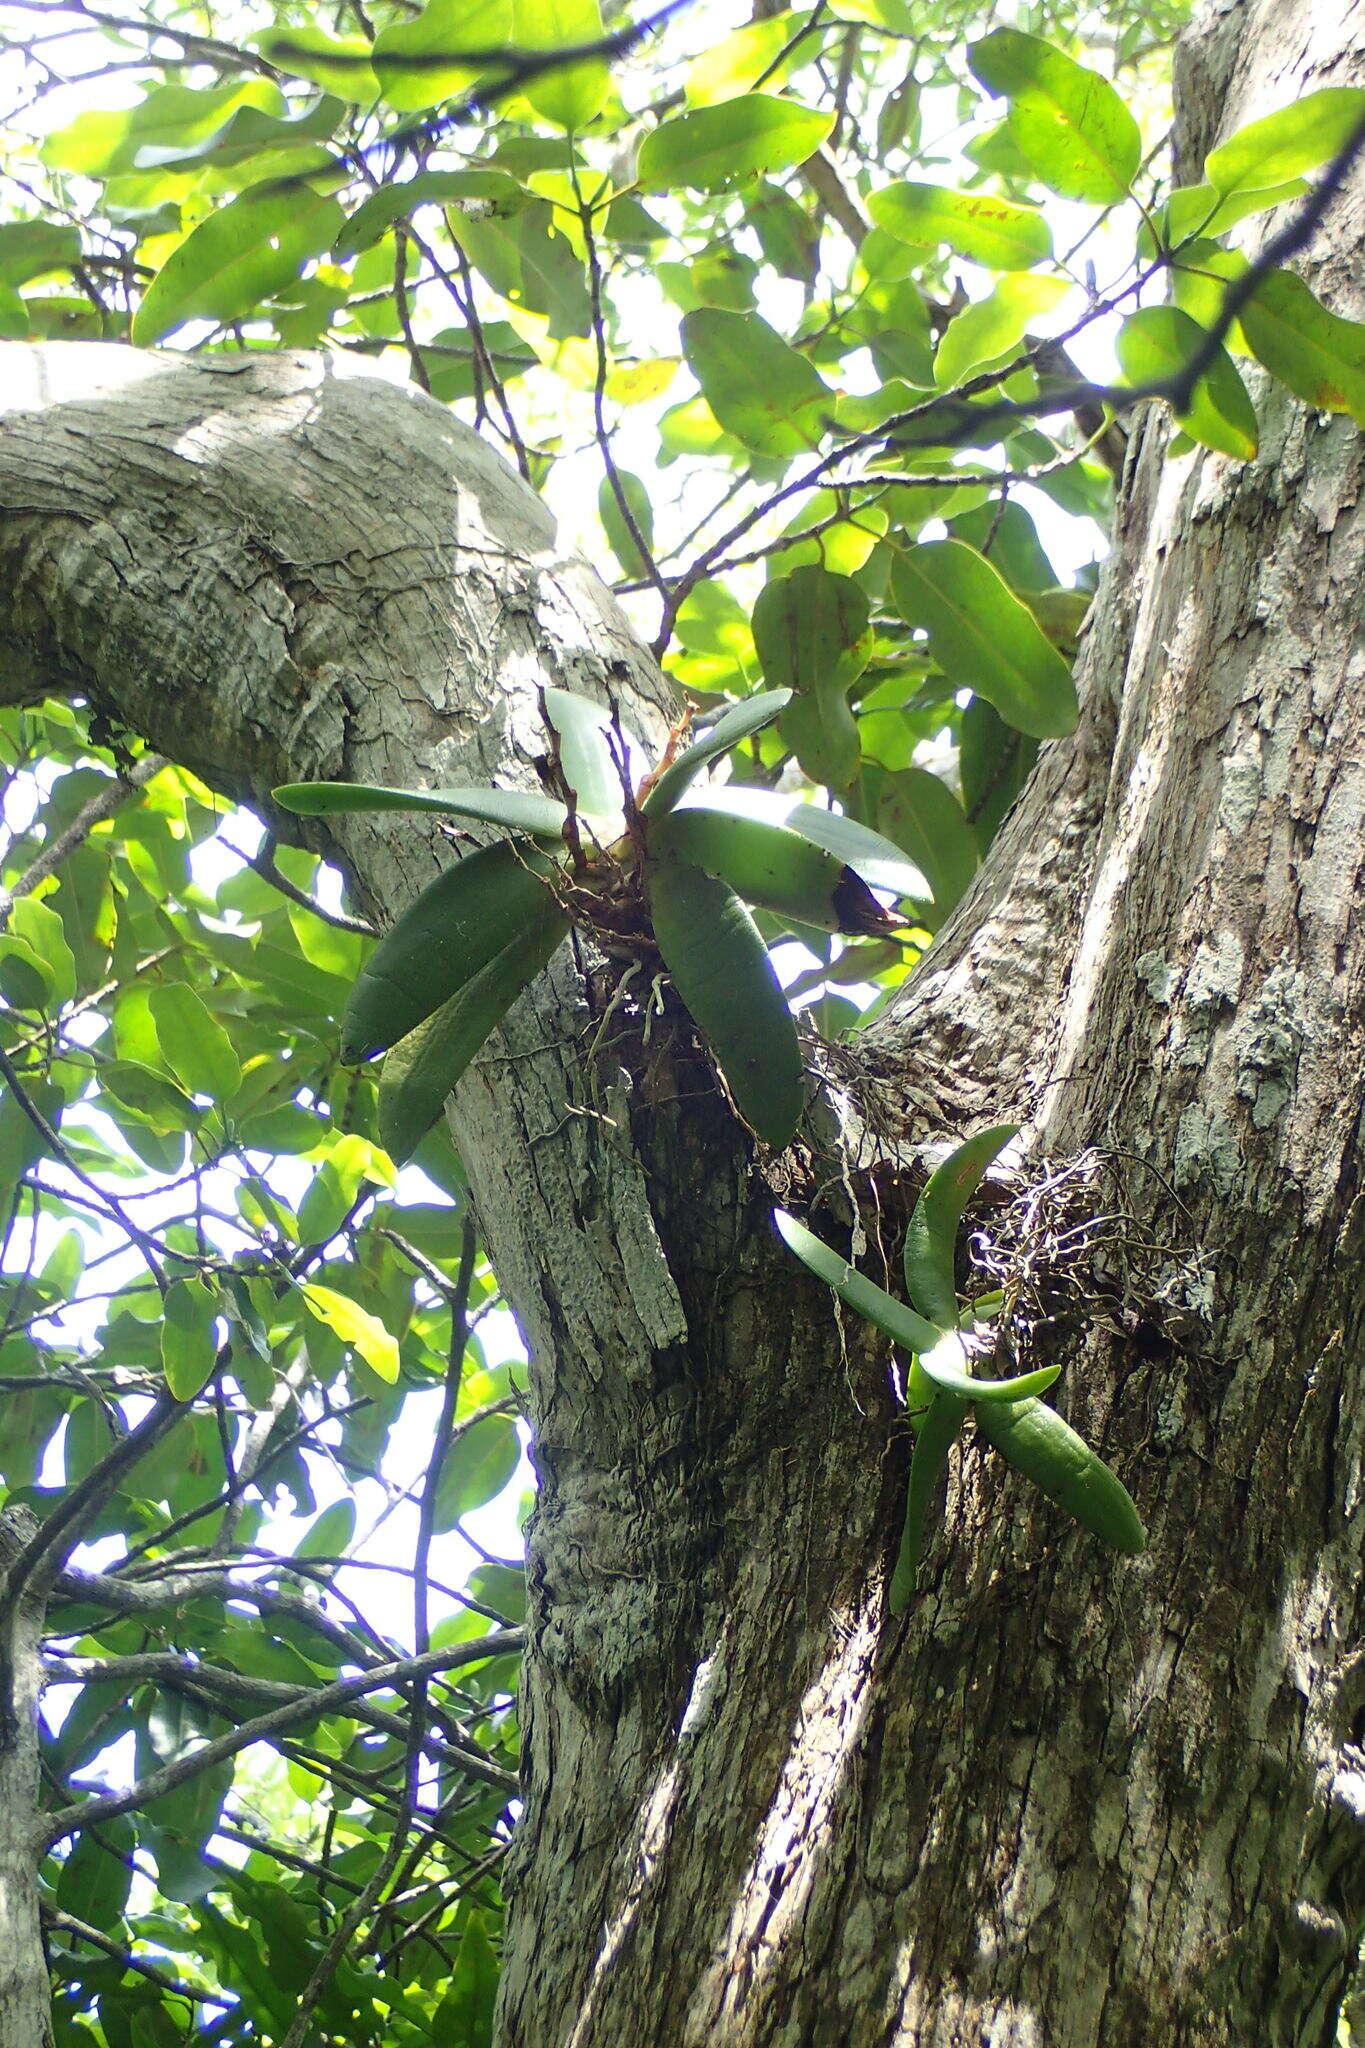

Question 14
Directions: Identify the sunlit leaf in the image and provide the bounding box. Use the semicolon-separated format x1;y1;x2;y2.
969;29;1141;203
131;182;345;344
1240;269;1365;427
638;95;834;192
300;1282;400;1383
867;182;1052;269
1204;87;1365;198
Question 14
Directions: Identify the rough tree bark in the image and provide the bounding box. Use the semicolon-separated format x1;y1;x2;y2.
1;0;1363;2042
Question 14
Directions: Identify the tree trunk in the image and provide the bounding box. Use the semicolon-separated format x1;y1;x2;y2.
1;0;1363;2042
0;1510;54;2048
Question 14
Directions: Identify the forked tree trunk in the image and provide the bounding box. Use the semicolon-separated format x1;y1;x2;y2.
1;0;1363;2042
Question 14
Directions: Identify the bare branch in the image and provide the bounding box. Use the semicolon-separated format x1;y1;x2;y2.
38;1633;523;1848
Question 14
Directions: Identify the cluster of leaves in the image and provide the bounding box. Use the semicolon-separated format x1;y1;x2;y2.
777;1127;1144;1612
0;706;525;2047
274;685;926;1151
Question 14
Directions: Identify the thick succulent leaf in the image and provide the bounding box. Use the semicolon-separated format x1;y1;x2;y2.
641;690;791;817
341;838;561;1064
975;1397;1146;1553
773;1210;941;1353
650;861;803;1147
888;1392;966;1612
915;1329;1062;1405
541;687;631;826
903;1125;1018;1326
680;786;925;900
272;779;570;838
377;904;567;1163
647;807;898;936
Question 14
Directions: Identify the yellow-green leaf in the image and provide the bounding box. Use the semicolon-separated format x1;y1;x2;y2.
1205;87;1365;199
512;0;608;131
300;1283;400;1383
131;182;345;345
867;182;1052;270
969;29;1141;204
638;95;834;193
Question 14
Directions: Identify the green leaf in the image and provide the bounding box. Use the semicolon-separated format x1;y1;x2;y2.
649;862;804;1147
647;808;896;937
974;1396;1146;1553
598;469;656;580
42;79;284;177
161;1277;220;1400
1239;270;1365;427
1161;179;1309;249
867;182;1052;270
148;982;242;1103
684;17;801;107
373;0;514;113
56;1814;137;1928
433;1414;521;1529
875;767;979;923
1204;87;1365;198
335;169;526;259
541;687;630;823
8;896;77;1005
753;566;871;696
889;1391;966;1610
754;567;871;790
255;26;378;99
934;273;1070;389
904;1124;1017;1326
378;905;566;1163
296;1499;356;1558
343;840;562;1065
513;0;608;130
681;307;831;456
637;95;835;193
959;696;1037;847
1115;306;1259;459
683;787;925;900
968;29;1141;204
296;1131;386;1242
642;690;791;817
891;540;1077;739
434;1909;500;2048
273;779;570;838
0;222;81;286
914;1328;1061;1404
131;182;344;345
744;180;818;284
773;1210;941;1353
300;1282;400;1383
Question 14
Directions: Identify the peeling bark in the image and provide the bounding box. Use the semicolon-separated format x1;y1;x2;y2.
1;1;1363;2042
